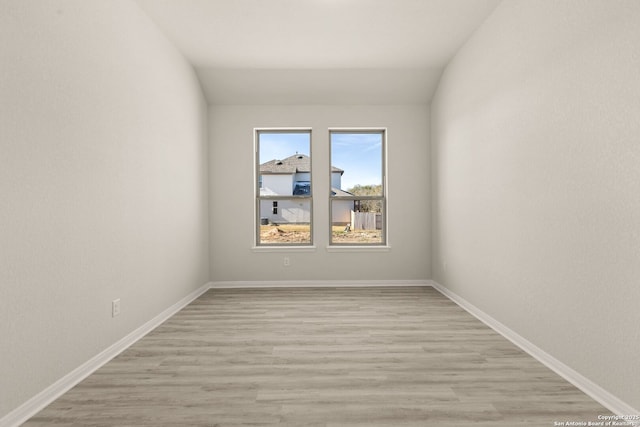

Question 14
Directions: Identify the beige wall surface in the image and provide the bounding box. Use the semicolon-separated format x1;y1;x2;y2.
431;0;640;410
0;0;210;418
209;105;430;282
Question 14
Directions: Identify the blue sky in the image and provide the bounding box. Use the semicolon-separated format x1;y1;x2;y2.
259;132;310;161
330;132;382;190
259;131;382;191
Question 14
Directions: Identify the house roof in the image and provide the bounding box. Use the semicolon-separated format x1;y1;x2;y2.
331;188;353;197
260;153;343;175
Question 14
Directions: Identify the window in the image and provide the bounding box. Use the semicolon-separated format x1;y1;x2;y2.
329;129;386;245
255;129;312;246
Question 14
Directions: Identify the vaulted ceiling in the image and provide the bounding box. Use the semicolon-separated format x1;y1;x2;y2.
135;0;501;104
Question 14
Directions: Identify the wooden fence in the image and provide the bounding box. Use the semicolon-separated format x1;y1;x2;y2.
351;211;382;230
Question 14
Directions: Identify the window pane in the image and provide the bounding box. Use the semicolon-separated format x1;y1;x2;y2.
330;130;385;245
330;132;383;196
331;201;384;244
256;130;312;246
259;199;312;244
259;132;311;196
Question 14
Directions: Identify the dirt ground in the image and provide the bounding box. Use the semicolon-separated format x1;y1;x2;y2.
331;229;382;244
260;225;311;244
259;225;382;244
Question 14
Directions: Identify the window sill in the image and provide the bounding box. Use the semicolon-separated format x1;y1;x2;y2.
252;246;317;253
326;245;391;253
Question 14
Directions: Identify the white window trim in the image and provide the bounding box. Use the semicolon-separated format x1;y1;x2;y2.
326;245;391;253
253;127;314;248
327;127;389;250
251;246;317;253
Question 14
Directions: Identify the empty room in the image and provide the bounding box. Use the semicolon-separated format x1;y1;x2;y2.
1;0;638;426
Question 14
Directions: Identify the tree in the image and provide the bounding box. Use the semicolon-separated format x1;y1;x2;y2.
347;184;383;212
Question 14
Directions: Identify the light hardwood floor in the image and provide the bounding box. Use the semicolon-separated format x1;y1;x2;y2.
24;287;611;426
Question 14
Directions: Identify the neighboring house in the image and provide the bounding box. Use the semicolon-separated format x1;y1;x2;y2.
259;153;353;225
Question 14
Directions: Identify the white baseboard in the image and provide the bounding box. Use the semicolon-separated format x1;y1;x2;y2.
429;280;639;423
0;282;213;427
211;279;431;288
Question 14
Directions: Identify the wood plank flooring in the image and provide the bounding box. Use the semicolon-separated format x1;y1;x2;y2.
24;287;611;426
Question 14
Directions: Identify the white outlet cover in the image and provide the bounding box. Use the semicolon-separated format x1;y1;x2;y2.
112;299;121;317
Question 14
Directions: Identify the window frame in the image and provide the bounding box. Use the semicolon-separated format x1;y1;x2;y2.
328;128;388;247
254;128;314;248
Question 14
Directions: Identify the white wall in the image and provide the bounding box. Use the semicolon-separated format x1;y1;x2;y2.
210;105;430;281
431;0;640;411
259;199;311;224
261;174;294;195
295;172;311;183
0;0;209;418
331;172;342;190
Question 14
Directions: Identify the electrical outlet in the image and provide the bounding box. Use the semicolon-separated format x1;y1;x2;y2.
283;256;290;267
112;299;121;317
